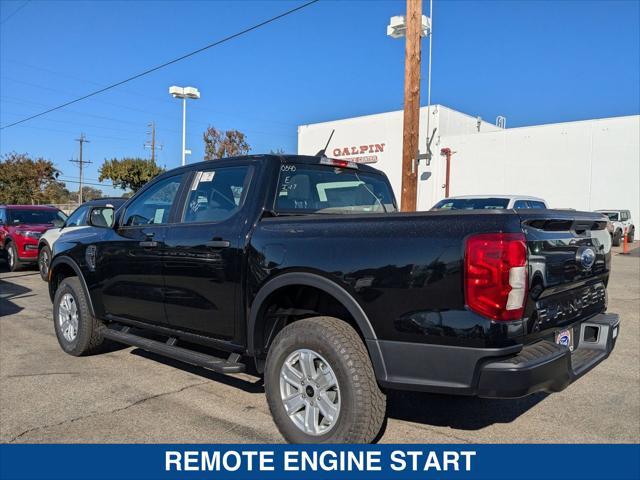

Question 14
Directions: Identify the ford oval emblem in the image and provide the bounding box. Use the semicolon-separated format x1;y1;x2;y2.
579;247;596;270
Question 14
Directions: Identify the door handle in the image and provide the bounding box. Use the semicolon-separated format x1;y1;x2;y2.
206;239;230;248
139;240;158;248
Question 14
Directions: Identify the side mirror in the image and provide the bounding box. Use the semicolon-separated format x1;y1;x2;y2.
88;206;115;228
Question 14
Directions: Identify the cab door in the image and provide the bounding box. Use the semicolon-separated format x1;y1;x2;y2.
98;174;185;326
162;164;252;340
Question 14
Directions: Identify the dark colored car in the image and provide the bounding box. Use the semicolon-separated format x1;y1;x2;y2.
47;155;619;443
37;198;126;281
0;205;67;271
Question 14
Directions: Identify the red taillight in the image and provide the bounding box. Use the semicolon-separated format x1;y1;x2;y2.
464;233;528;321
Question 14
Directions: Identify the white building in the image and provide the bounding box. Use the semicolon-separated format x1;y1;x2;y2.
298;106;640;223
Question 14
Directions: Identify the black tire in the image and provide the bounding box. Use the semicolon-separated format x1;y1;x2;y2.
38;245;52;281
264;316;386;443
627;228;634;243
6;241;22;272
613;230;622;247
53;277;105;356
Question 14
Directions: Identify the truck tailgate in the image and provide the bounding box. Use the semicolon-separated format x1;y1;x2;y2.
519;210;612;344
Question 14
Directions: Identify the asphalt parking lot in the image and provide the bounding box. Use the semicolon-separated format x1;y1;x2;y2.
1;246;638;444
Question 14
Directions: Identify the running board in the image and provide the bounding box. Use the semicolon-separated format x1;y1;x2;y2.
103;327;245;374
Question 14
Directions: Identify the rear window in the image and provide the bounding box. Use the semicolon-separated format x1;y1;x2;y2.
275;164;396;214
432;198;510;210
7;209;66;225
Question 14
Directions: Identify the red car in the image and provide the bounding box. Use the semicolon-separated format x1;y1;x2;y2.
0;205;67;272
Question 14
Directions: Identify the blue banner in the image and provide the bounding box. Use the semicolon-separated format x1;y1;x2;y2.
1;444;638;480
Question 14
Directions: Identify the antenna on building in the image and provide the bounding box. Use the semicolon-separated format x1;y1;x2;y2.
315;129;335;157
496;116;507;129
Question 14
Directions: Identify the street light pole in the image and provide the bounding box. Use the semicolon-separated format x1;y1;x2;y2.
181;96;187;166
169;86;200;166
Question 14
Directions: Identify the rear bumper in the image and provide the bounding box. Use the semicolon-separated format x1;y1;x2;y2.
369;313;620;398
477;313;619;398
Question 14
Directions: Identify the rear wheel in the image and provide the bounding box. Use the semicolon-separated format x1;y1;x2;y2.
264;316;386;443
53;277;105;356
6;242;22;272
627;228;634;243
38;245;52;281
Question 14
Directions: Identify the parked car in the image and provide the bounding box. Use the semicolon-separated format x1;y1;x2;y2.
37;198;126;281
47;155;618;443
0;205;67;272
431;195;548;210
596;210;635;246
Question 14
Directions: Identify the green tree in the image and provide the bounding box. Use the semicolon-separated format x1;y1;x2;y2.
70;186;103;203
0;152;61;204
99;157;165;193
203;126;250;160
43;181;73;204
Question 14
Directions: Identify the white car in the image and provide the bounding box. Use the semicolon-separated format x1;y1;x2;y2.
431;195;548;211
596;209;635;246
37;198;125;281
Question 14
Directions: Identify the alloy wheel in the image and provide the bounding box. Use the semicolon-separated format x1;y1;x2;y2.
279;348;341;436
58;293;79;342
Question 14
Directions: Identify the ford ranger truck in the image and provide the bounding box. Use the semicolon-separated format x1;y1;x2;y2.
47;154;619;443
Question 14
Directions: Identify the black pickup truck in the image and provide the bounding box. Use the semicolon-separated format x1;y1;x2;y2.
48;154;619;443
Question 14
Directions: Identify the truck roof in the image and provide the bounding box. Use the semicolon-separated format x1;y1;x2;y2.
174;154;386;176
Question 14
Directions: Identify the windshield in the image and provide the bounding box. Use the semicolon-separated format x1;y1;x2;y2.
431;198;510;210
602;212;619;221
8;209;67;225
275;164;396;214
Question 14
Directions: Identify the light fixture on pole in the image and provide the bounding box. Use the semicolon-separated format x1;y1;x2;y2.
386;14;431;39
169;85;200;166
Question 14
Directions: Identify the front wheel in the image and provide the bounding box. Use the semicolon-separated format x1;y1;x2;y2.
612;230;622;247
264;316;386;443
6;242;22;272
53;277;105;356
38;245;52;281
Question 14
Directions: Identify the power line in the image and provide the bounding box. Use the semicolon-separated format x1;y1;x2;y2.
0;0;29;25
58;178;112;188
0;0;320;130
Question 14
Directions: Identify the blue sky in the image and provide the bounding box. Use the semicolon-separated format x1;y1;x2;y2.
1;0;638;196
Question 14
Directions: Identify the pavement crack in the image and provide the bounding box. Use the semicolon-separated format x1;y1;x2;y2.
7;380;209;443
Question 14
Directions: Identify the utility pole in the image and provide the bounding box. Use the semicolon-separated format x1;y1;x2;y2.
400;0;422;212
70;133;91;204
144;121;163;162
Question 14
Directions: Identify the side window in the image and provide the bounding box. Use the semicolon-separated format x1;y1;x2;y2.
65;206;88;227
122;175;183;226
620;211;629;221
528;201;546;209
0;208;5;224
513;200;529;209
182;166;250;224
